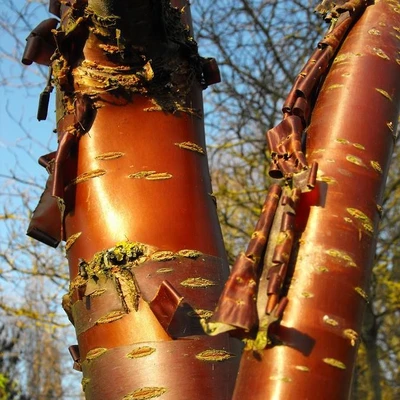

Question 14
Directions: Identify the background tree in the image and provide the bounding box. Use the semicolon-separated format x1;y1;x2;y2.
0;323;27;400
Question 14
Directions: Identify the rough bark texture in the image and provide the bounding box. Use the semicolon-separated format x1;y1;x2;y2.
230;1;400;398
24;1;239;399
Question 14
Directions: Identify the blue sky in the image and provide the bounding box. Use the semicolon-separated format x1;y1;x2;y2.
0;2;84;397
0;0;56;184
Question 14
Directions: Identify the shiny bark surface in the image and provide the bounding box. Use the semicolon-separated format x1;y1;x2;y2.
24;1;240;398
232;1;400;398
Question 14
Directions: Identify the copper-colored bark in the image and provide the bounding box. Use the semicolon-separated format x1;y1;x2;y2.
23;0;399;398
232;1;400;398
24;1;239;398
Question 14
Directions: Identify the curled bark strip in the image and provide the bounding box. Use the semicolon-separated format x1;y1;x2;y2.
268;1;367;179
68;344;82;371
315;0;368;22
257;187;300;320
149;280;184;331
21;18;58;66
203;185;282;335
52;125;79;199
49;0;61;17
295;48;332;99
27;152;61;247
201;57;221;88
202;253;259;334
292;96;311;126
26;177;61;247
267;115;308;179
74;93;97;133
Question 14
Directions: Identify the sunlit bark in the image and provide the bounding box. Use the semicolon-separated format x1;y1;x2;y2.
227;1;400;398
23;1;239;398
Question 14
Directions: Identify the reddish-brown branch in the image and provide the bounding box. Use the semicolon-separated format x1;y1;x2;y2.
232;1;400;398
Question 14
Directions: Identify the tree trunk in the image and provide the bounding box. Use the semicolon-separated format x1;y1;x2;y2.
23;1;240;398
22;0;400;399
226;1;400;398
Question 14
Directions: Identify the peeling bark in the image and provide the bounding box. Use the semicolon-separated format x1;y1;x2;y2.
228;1;400;398
24;1;238;399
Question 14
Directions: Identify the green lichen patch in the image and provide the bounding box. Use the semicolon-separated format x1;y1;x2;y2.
79;241;151;277
323;358;346;369
72;241;152;313
195;349;236;362
122;387;168;400
85;347;108;362
126;346;156;359
81;377;90;392
180;277;216;288
300;291;314;299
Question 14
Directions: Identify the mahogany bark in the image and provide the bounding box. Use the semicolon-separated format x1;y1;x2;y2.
23;1;240;399
229;1;400;399
23;0;400;399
